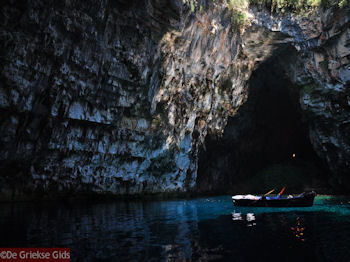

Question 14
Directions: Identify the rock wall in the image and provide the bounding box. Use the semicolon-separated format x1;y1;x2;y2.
266;6;350;189
290;9;350;189
0;0;247;198
198;5;350;193
0;0;181;197
0;0;349;199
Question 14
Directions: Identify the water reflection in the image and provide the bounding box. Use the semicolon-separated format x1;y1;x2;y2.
232;211;243;221
0;196;349;261
231;211;256;226
291;217;306;242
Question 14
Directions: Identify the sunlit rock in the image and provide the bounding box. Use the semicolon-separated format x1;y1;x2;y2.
0;0;349;199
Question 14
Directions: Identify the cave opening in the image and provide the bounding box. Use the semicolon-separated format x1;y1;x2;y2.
197;48;330;194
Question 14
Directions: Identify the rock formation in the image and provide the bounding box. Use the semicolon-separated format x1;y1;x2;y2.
0;0;349;199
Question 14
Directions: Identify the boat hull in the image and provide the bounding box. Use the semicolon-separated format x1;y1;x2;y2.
233;192;316;207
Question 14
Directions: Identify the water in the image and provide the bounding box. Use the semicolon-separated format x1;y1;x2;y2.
1;196;350;261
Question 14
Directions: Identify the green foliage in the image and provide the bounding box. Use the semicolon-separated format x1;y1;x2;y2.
227;0;248;10
226;0;348;29
250;0;320;10
254;0;348;10
191;0;196;12
231;10;249;28
227;0;249;28
338;0;348;8
229;0;348;15
182;0;199;12
185;0;348;17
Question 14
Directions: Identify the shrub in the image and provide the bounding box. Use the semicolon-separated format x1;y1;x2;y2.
249;0;348;11
227;0;249;28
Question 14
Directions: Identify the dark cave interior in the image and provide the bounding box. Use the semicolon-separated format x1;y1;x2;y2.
197;52;330;194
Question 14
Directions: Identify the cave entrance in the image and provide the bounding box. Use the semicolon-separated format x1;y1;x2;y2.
197;49;330;194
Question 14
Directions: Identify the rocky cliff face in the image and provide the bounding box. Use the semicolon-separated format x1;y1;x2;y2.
289;8;350;189
198;5;350;193
265;5;350;190
0;0;349;199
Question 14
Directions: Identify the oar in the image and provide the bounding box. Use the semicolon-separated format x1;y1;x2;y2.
247;189;275;207
278;187;286;196
264;189;275;196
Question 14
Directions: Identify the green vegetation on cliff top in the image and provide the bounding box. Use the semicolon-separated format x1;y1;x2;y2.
184;0;348;12
226;0;348;28
230;0;348;10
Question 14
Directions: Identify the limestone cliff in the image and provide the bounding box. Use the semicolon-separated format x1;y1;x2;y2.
0;0;349;199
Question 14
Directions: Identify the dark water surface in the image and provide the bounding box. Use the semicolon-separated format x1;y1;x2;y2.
1;196;350;261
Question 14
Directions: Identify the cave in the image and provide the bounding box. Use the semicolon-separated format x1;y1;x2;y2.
197;47;330;194
1;0;349;200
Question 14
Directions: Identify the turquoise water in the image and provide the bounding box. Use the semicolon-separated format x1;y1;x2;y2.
0;196;350;261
